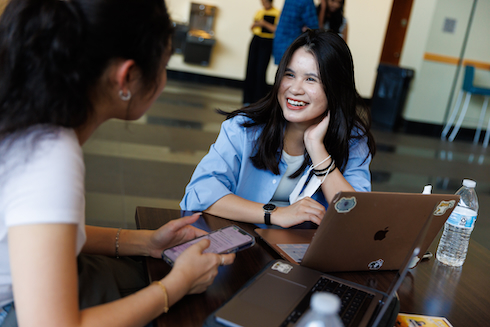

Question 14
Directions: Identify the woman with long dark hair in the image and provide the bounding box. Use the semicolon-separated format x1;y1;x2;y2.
0;0;234;326
182;30;375;228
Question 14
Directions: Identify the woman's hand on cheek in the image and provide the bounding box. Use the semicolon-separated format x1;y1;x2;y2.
304;112;330;153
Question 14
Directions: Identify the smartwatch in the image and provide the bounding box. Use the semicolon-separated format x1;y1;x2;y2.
263;203;277;225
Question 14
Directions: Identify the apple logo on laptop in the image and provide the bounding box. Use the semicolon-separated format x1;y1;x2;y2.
374;227;389;241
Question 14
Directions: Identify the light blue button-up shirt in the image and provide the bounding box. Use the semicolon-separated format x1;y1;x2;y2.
180;115;371;211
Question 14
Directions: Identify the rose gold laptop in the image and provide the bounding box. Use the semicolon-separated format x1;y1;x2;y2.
255;191;458;272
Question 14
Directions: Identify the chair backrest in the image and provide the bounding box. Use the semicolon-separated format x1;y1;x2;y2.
462;65;475;92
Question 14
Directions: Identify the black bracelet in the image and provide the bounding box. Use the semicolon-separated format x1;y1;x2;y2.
313;164;336;176
313;159;335;174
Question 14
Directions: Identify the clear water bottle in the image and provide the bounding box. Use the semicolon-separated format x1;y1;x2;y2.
436;179;478;267
295;292;344;327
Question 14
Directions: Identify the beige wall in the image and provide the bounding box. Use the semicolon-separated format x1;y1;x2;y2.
456;0;490;129
166;0;393;98
345;0;393;97
401;0;490;127
166;0;270;82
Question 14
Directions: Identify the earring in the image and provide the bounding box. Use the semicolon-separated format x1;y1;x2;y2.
118;90;132;101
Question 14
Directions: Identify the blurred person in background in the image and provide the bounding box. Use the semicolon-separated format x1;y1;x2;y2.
318;0;348;41
272;0;318;65
243;0;280;106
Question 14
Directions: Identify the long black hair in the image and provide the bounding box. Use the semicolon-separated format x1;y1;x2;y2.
220;29;375;176
0;0;173;142
317;0;345;33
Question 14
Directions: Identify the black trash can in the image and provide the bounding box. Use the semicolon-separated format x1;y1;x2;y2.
371;63;414;131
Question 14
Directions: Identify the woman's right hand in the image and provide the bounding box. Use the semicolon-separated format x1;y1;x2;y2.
273;197;326;228
169;239;235;294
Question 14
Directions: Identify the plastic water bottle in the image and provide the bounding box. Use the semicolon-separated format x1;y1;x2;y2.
436;179;478;267
295;292;344;327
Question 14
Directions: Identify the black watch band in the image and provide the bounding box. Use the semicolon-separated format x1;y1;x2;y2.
263;203;276;225
265;212;272;225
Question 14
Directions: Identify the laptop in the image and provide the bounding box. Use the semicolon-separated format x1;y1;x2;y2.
211;202;435;327
255;191;458;272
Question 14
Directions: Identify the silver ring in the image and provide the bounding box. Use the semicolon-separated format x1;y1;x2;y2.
220;255;225;266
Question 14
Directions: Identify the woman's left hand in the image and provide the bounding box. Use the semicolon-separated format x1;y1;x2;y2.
146;213;207;259
304;112;330;153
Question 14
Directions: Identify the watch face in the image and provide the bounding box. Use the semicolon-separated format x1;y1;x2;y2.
263;203;276;212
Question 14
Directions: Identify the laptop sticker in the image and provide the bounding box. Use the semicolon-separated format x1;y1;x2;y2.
408;256;420;269
368;259;384;270
271;262;293;274
334;196;357;213
433;200;456;216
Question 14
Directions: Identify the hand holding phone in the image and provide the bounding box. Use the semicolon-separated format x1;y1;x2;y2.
162;225;255;266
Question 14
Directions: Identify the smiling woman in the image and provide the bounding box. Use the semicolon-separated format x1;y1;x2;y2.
181;29;375;228
279;47;328;127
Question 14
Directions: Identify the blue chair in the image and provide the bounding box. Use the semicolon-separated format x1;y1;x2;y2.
441;65;490;147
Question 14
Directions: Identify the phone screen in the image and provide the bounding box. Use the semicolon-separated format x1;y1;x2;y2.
162;225;254;264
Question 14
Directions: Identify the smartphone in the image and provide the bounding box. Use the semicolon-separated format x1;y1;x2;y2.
161;225;255;266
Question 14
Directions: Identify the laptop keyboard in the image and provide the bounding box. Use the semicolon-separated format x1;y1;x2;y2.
281;277;374;327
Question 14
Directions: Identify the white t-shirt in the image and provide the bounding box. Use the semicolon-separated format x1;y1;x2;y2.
270;151;304;206
0;127;86;307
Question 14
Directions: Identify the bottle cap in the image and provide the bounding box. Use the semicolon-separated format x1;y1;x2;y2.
462;179;476;188
310;292;340;315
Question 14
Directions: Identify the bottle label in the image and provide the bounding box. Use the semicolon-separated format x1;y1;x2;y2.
446;207;477;229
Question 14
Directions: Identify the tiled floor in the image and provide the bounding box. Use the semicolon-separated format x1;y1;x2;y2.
83;79;490;251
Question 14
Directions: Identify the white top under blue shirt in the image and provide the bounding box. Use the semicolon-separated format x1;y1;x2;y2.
180;115;372;213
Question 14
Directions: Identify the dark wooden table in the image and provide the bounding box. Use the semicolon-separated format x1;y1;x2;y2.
135;207;490;327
